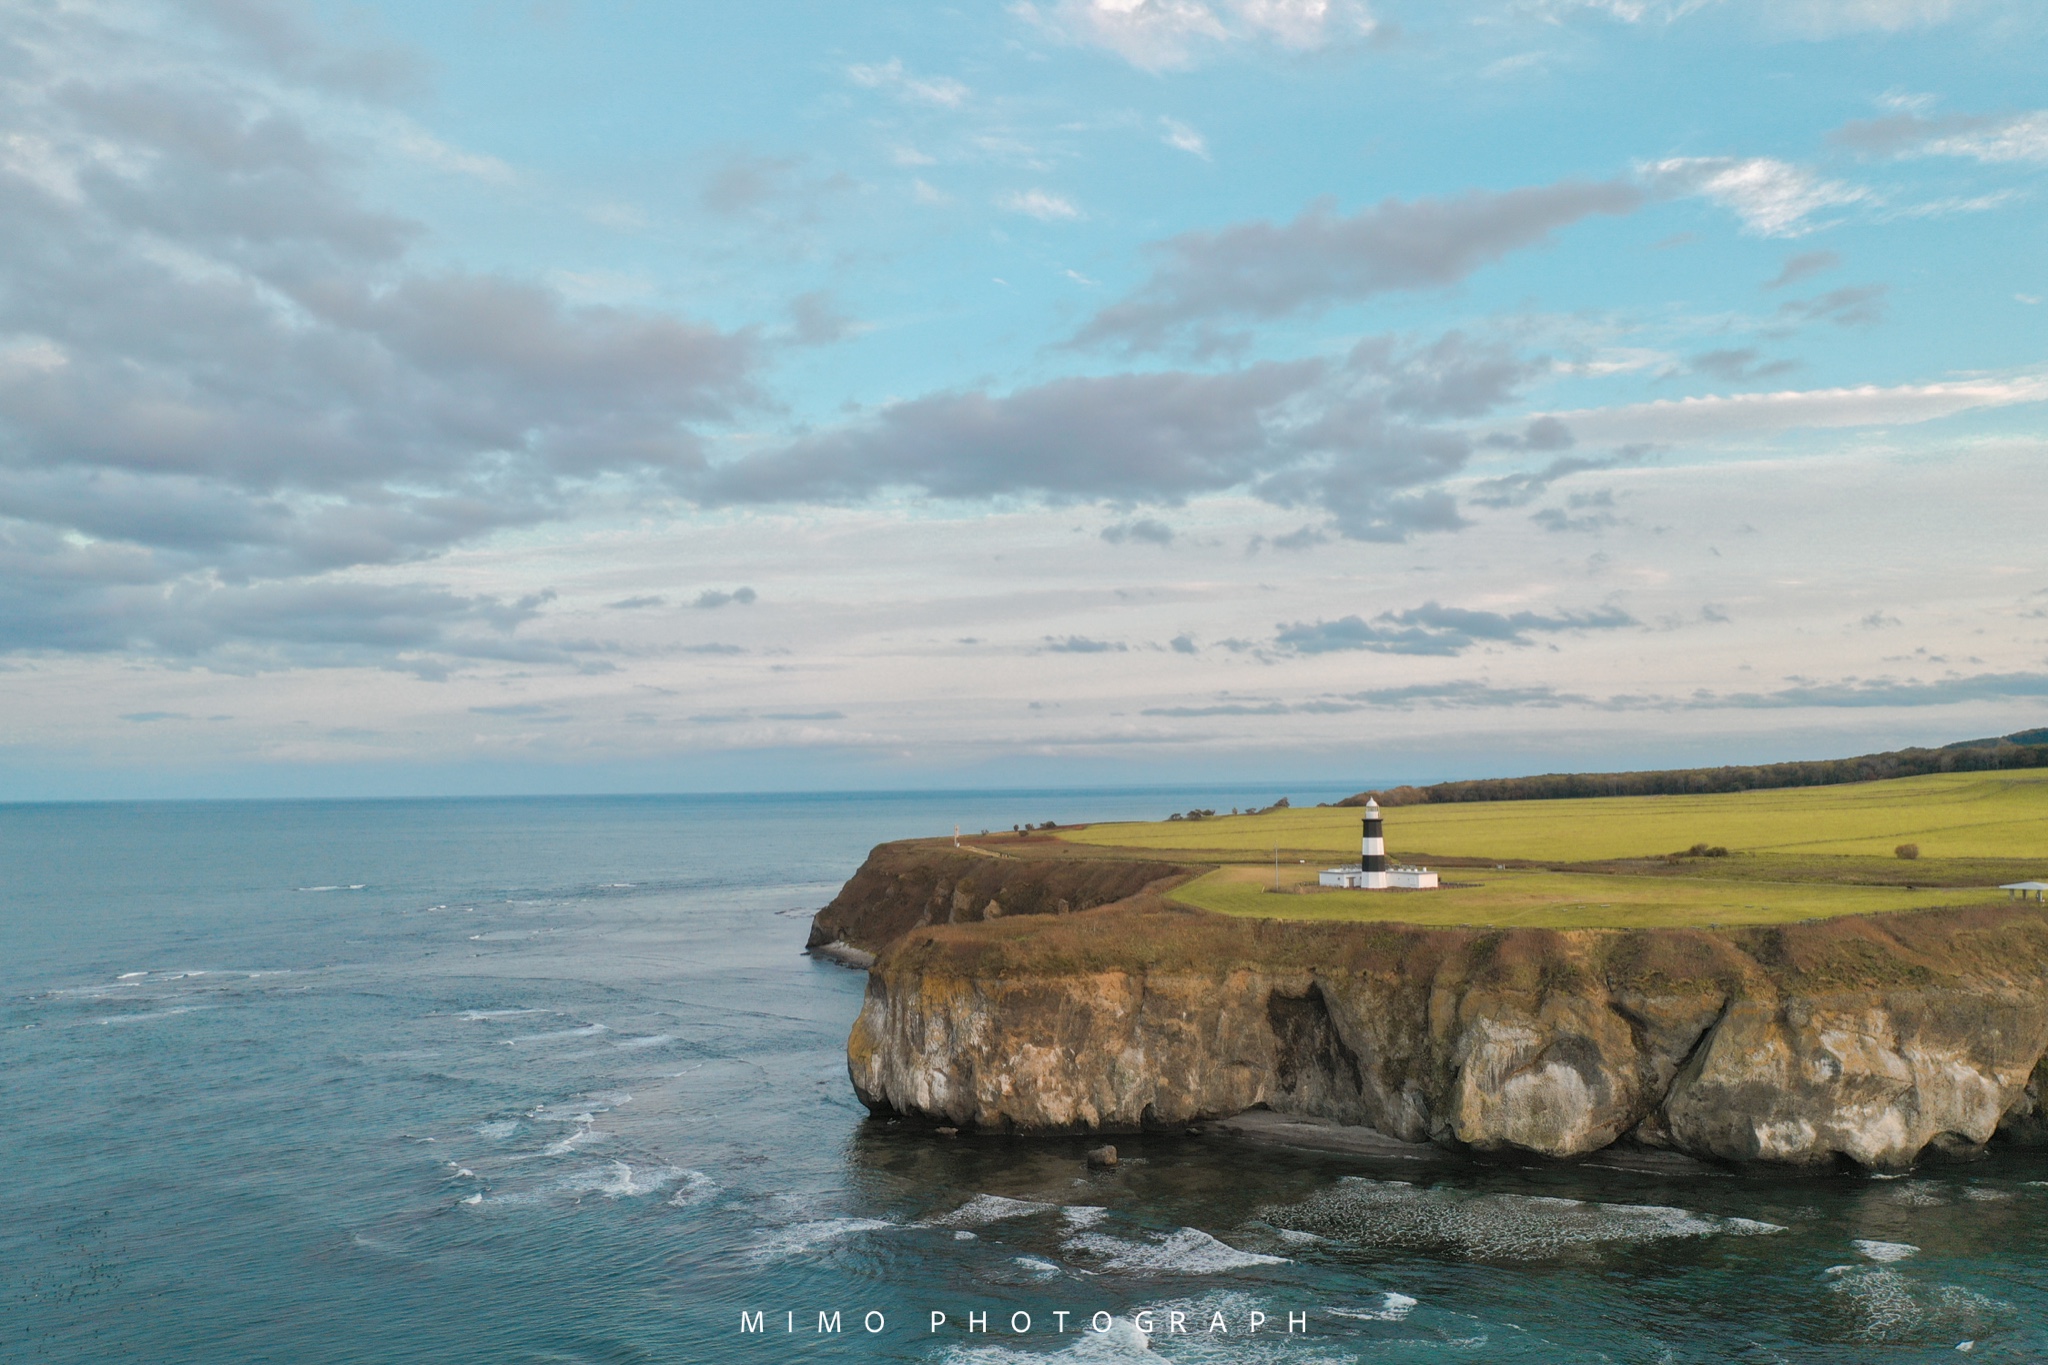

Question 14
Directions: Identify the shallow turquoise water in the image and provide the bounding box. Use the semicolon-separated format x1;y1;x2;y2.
4;792;2046;1363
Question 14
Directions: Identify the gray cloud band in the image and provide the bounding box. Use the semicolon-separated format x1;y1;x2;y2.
0;2;755;665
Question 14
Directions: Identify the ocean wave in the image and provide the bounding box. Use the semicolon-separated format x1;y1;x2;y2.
460;1008;543;1021
669;1171;718;1206
477;1120;520;1139
1825;1265;2011;1344
936;1294;1346;1364
748;1217;895;1262
544;1127;610;1156
1328;1291;1417;1322
612;1034;674;1050
1257;1178;1784;1262
504;1024;608;1045
1063;1226;1286;1275
1854;1239;1919;1262
1062;1205;1108;1229
932;1194;1058;1227
558;1161;686;1199
98;1005;214;1026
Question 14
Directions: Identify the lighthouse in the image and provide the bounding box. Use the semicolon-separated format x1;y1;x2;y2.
1360;798;1389;890
1317;797;1439;890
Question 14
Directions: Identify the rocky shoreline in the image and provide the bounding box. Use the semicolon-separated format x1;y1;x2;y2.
814;840;2048;1169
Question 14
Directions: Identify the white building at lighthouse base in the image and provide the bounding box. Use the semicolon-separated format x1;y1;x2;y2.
1319;865;1438;890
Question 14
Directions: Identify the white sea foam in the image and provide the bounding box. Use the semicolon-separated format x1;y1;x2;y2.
544;1127;609;1156
1826;1266;2010;1344
749;1217;895;1262
558;1161;685;1198
98;1005;212;1026
1064;1226;1286;1275
934;1316;1157;1363
934;1194;1058;1226
461;1192;483;1205
1329;1291;1417;1322
1013;1255;1061;1277
504;1024;607;1045
477;1120;520;1139
668;1171;717;1206
954;1230;976;1240
461;1008;542;1021
1062;1205;1109;1229
937;1293;1348;1364
1855;1239;1920;1262
613;1034;674;1050
1257;1178;1784;1262
117;971;147;980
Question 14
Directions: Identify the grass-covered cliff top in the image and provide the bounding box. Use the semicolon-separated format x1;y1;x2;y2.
1024;768;2048;931
1064;768;2048;863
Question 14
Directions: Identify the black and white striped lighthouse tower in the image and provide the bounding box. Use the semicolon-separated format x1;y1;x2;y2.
1360;798;1389;890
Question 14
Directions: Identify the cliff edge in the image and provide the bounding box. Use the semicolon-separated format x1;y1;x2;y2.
836;878;2048;1168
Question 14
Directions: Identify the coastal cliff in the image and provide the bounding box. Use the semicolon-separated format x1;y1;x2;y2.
805;840;1196;956
823;851;2048;1167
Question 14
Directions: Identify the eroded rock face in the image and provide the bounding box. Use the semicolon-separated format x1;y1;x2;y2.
806;843;1191;955
843;893;2048;1168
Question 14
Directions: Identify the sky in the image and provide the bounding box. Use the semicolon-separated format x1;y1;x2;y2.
1;0;2045;799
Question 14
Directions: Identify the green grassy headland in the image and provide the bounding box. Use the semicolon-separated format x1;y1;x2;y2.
1041;768;2048;930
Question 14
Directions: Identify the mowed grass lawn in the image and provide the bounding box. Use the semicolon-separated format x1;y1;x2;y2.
1171;863;2014;930
1064;769;2048;863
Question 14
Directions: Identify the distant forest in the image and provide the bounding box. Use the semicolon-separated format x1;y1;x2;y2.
1340;730;2048;807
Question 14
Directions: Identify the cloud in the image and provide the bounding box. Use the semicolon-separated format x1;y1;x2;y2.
845;58;969;108
693;334;1534;541
1530;489;1620;532
1016;0;1377;72
1698;671;2048;709
1274;601;1635;655
1044;635;1127;652
1541;374;2048;445
998;189;1082;221
1775;284;1887;328
1467;446;1646;508
1140;680;1598;715
700;152;801;215
1101;518;1176;545
787;291;858;345
1688;347;1801;382
1641;156;1869;236
1170;633;1199;653
0;4;757;671
1764;250;1840;290
607;596;666;610
121;711;190;723
1075;180;1641;351
1545;0;1967;29
1833;108;2048;164
1160;117;1210;158
693;587;757;609
0;574;578;678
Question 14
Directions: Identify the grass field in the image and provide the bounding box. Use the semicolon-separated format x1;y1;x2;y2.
1063;769;2048;863
1169;863;2014;930
1045;768;2048;929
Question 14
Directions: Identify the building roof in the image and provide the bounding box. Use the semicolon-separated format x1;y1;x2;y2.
2000;881;2048;891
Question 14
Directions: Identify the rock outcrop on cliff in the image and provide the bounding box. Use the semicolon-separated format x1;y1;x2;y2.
840;883;2048;1169
805;841;1195;956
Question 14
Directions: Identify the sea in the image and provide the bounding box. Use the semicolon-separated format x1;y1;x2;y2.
5;790;2047;1364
